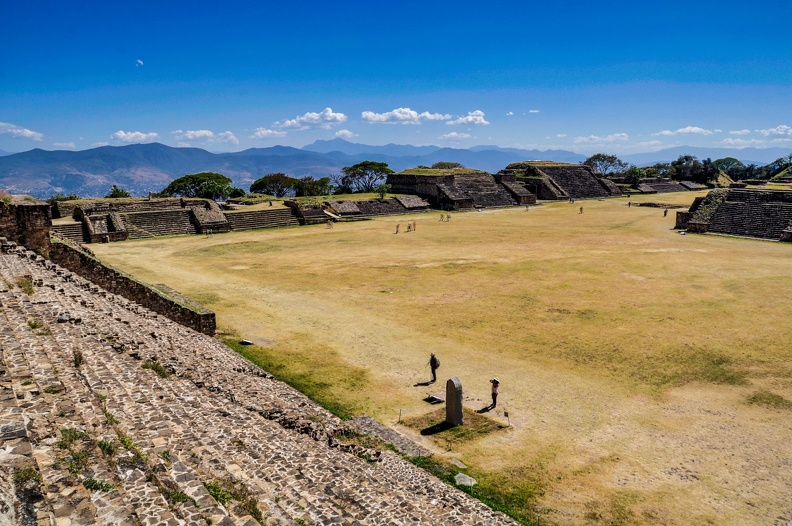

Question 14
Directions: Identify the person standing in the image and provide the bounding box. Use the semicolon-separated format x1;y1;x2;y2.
490;377;500;408
428;353;440;383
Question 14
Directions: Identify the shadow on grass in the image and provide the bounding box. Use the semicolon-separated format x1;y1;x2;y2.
420;421;456;436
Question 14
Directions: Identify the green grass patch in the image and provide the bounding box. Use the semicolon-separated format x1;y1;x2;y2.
746;390;792;409
203;478;263;523
401;407;504;446
222;336;364;420
142;360;172;378
14;276;34;295
83;477;114;492
57;427;87;449
98;439;117;457
13;467;41;484
27;318;44;330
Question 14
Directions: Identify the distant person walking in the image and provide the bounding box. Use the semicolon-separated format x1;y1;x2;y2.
428;353;440;383
490;378;500;408
579;206;583;214
440;214;445;222
326;219;333;229
628;201;631;207
395;224;400;234
664;208;668;217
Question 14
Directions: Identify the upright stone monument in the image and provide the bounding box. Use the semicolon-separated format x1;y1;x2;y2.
445;376;464;426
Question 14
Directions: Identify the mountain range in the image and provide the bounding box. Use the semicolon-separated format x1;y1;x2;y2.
0;140;789;199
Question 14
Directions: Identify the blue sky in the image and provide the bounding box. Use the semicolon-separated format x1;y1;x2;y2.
2;0;791;154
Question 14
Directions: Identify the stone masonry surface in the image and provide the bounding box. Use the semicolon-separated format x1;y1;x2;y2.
0;240;518;525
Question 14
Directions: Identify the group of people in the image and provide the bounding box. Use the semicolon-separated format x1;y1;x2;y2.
395;221;418;234
427;353;500;408
438;214;452;222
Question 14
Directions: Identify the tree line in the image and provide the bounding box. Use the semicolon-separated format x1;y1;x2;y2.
583;153;792;185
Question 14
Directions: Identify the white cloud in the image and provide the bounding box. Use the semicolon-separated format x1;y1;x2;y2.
53;142;76;149
653;126;717;136
721;138;766;146
441;132;472;141
0;122;43;141
729;129;751;135
335;129;357;139
529;109;540;113
556;133;567;138
111;130;159;143
250;128;286;139
573;133;629;144
136;59;144;67
274;107;347;130
506;111;514;116
172;129;239;145
92;141;109;147
756;124;792;137
447;110;489;126
361;107;451;124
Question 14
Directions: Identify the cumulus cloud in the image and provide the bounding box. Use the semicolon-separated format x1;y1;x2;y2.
721;138;765;146
136;59;144;67
756;124;792;137
441;132;472;141
529;109;540;113
111;130;159;143
556;133;567;138
92;141;109;147
53;142;76;149
506;111;514;116
573;133;629;144
250;128;286;139
447;110;489;125
172;129;239;144
274;107;347;130
653;126;717;136
335;129;357;139
729;129;751;135
0;122;43;141
361;107;451;124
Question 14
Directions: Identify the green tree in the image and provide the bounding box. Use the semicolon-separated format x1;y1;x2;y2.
162;172;233;198
623;165;647;186
249;173;299;197
431;161;463;169
105;185;131;198
375;183;391;199
583;153;627;177
340;161;393;193
765;154;792;178
294;176;333;197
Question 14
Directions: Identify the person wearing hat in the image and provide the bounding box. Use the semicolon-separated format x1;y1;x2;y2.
428;353;440;383
490;377;500;408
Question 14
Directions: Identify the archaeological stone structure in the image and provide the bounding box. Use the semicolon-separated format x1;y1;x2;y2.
0;238;518;525
497;161;620;200
445;377;464;427
675;188;792;242
386;168;535;210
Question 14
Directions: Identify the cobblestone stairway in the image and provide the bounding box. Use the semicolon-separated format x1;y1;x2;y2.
51;221;87;244
120;210;197;239
0;241;518;525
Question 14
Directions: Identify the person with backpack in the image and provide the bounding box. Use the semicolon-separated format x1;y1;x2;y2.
490;377;500;408
428;353;440;383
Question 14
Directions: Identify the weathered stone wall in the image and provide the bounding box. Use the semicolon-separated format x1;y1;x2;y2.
0;200;52;253
49;240;216;335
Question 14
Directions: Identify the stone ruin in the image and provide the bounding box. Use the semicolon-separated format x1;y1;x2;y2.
386;168;535;210
0;239;518;525
498;161;620;200
675;188;792;242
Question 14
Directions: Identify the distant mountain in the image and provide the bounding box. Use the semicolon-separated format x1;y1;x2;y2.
622;146;792;166
302;138;441;157
3;141;787;199
0;142;587;199
0;149;14;157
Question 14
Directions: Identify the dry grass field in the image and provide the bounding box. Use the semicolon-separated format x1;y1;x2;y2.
91;192;792;526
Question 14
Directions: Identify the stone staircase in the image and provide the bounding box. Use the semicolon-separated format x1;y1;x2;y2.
708;189;792;240
0;242;519;525
453;173;517;208
352;199;408;216
226;208;299;231
51;222;87;244
119;210;197;239
541;165;610;199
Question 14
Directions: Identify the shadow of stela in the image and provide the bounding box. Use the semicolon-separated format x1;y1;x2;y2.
420;421;456;436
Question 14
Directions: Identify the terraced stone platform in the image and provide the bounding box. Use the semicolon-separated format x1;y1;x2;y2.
0;241;517;525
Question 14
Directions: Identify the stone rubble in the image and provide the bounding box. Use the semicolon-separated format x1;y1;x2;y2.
0;239;518;525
